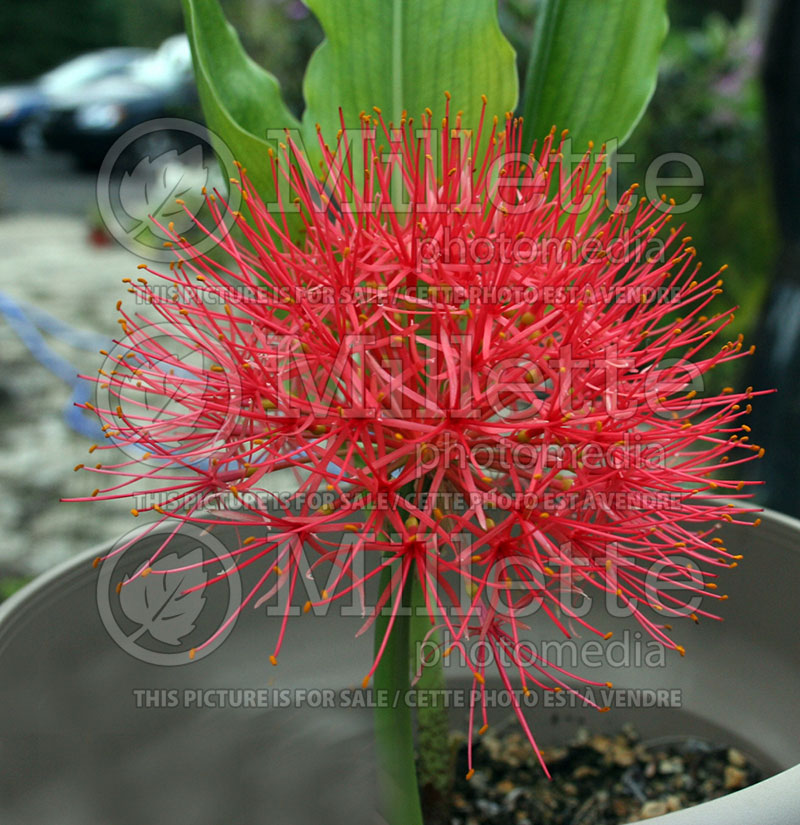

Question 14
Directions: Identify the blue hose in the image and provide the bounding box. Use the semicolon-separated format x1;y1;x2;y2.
0;291;109;439
0;292;349;477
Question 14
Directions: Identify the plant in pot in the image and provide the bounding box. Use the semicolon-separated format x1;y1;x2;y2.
1;2;798;824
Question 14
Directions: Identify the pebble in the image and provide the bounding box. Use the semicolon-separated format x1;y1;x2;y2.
611;743;636;767
640;800;669;818
540;746;568;764
666;794;683;812
504;787;525;807
482;735;503;761
724;765;748;790
590;734;613;755
727;748;747;768
658;757;684;775
574;726;591;745
470;771;489;793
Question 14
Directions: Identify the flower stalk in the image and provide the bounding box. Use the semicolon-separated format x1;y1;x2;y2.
373;565;424;825
410;578;453;824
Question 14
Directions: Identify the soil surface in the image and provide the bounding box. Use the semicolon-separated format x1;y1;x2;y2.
449;723;765;824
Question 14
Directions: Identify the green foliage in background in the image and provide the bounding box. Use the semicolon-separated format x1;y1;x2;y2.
499;0;775;361
621;11;776;373
0;576;30;604
0;0;122;82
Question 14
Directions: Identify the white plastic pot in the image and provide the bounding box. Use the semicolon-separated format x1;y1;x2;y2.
0;508;798;824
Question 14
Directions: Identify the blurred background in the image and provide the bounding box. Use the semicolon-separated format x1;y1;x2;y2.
0;0;791;595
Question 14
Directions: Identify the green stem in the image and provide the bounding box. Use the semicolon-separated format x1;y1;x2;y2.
373;566;424;825
410;579;454;825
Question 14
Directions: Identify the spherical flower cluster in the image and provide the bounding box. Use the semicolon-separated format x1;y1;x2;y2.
73;102;762;774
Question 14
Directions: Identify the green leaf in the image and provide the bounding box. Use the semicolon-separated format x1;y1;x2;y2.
522;0;668;151
181;0;300;197
301;0;518;144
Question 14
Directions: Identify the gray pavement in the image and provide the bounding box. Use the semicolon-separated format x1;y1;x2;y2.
0;148;139;573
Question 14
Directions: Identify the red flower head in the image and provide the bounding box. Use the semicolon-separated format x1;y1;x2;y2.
73;100;762;772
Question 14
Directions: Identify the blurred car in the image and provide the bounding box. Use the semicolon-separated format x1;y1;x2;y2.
41;35;202;168
0;48;150;151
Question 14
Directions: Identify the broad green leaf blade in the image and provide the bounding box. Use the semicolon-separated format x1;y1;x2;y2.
301;0;518;144
182;0;300;197
522;0;668;151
